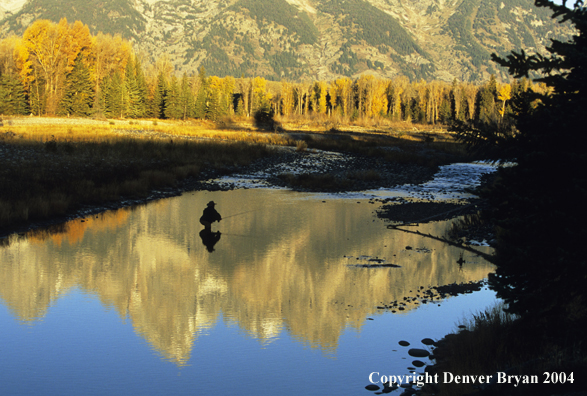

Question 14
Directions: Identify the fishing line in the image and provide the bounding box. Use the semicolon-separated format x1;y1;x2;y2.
219;232;257;238
221;208;264;220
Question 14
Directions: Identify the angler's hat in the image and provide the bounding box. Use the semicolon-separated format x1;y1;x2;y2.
207;201;216;207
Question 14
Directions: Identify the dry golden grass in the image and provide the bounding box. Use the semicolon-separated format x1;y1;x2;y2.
274;113;449;138
0;121;275;229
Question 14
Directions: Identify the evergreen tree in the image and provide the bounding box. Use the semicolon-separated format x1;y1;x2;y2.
194;67;208;119
134;57;149;118
102;71;124;118
179;73;194;120
485;0;587;333
206;89;221;121
235;96;245;116
222;76;235;117
475;85;497;124
150;71;168;119
0;74;29;115
58;55;94;117
124;58;141;118
164;75;182;119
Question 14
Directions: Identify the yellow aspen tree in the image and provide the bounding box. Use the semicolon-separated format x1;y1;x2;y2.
252;76;270;113
371;78;389;117
14;37;34;88
355;74;374;118
89;33;131;102
69;20;93;64
280;81;295;116
21;18;92;114
426;80;444;124
497;83;512;118
462;83;478;120
0;36;20;76
314;80;328;115
451;79;464;121
328;81;338;115
292;83;303;115
388;76;408;120
334;77;352;117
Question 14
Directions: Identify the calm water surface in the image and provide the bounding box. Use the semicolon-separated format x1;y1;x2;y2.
0;189;496;395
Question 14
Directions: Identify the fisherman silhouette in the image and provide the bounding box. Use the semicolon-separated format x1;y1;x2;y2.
200;201;222;231
198;201;222;252
199;229;222;252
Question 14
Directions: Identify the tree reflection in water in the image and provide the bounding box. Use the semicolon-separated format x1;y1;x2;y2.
0;189;495;365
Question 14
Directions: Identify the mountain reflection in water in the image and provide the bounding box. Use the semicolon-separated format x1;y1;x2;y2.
0;189;494;366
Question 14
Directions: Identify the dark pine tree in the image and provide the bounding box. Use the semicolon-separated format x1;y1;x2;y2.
149;71;168;119
58;55;94;117
486;0;587;335
0;74;29;115
179;73;193;120
164;75;182;119
134;57;149;118
124;58;140;118
194;67;208;119
102;71;124;118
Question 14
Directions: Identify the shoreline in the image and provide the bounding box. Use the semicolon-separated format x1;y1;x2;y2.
0;149;492;242
1;116;472;237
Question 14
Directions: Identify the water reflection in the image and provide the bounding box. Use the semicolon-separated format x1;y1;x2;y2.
0;189;494;365
199;230;222;252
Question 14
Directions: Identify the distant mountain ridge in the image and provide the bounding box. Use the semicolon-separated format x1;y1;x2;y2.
0;0;574;82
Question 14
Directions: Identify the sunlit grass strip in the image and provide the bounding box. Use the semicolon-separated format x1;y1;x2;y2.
4;123;297;146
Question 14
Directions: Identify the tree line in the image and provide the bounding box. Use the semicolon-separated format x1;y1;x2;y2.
0;18;546;125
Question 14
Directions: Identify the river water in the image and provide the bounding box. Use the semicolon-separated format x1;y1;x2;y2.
0;169;497;395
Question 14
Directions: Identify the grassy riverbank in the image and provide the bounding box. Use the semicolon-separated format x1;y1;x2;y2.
0;121;276;230
0;116;472;232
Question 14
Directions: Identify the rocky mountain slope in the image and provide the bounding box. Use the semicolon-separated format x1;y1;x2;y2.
0;0;574;82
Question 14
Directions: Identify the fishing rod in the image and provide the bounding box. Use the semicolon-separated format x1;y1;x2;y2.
220;232;257;238
221;208;263;220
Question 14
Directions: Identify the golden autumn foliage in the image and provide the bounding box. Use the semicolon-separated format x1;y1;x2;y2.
20;19;92;114
498;83;512;118
0;18;547;125
280;81;295;116
331;77;353;116
2;19;132;116
89;32;132;95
